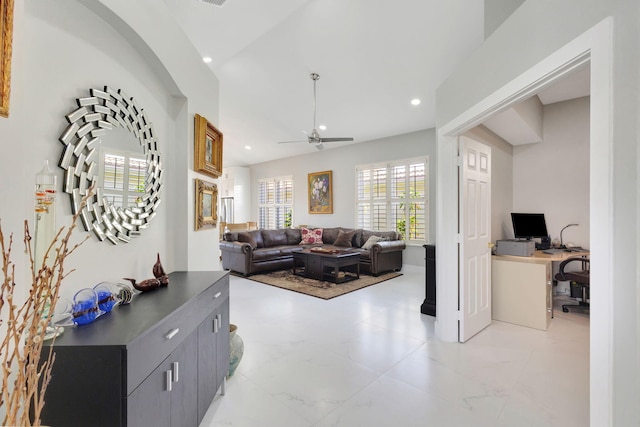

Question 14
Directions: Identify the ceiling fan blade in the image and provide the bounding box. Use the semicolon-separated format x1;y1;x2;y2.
319;137;354;143
277;140;307;144
278;74;352;148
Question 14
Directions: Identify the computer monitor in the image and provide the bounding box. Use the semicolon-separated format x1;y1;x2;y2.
511;213;549;239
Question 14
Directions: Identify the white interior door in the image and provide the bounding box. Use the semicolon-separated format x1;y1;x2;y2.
459;136;492;342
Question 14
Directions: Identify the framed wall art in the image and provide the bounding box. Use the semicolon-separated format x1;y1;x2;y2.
195;178;218;230
194;113;223;178
0;0;15;118
308;170;333;214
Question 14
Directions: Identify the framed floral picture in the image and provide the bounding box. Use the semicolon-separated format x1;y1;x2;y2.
194;113;223;178
195;178;218;230
308;170;333;214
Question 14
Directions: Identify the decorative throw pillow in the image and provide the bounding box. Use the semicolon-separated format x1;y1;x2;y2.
362;235;385;250
333;229;355;247
299;227;323;245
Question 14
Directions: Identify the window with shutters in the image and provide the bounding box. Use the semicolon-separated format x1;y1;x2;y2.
356;158;428;243
257;176;293;229
99;148;147;209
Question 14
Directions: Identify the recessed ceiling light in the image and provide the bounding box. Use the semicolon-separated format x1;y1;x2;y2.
244;145;251;150
203;57;212;64
319;125;327;131
411;98;421;106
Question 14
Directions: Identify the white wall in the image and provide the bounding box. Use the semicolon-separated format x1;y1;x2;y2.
18;1;171;297
249;129;436;266
483;0;525;39
0;0;221;304
219;166;251;223
437;1;639;424
513;96;590;247
83;0;224;273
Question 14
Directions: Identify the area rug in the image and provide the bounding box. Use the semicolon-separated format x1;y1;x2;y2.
234;270;402;300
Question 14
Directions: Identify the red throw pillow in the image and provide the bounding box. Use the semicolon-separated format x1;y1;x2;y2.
299;227;323;245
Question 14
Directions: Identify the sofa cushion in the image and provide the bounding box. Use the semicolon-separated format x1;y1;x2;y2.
321;227;341;244
300;227;323;245
356;248;371;260
285;228;302;245
353;229;364;247
252;248;285;261
333;229;356;247
280;246;304;255
237;232;257;249
261;229;288;247
248;229;264;248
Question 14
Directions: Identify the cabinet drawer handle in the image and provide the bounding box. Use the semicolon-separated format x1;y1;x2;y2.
213;291;222;299
166;370;173;392
172;362;179;383
165;328;180;340
214;314;223;333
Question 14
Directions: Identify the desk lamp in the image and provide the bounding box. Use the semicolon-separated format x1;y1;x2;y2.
560;223;579;248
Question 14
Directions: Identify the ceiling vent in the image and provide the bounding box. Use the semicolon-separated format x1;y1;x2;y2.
200;0;227;6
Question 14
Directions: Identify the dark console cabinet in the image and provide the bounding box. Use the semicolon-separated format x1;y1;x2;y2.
420;244;436;316
40;271;230;427
197;304;230;422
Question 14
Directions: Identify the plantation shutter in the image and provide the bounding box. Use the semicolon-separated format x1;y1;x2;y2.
258;176;293;229
356;158;428;243
102;151;147;209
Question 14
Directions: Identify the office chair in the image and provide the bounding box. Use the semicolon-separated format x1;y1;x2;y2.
555;256;590;313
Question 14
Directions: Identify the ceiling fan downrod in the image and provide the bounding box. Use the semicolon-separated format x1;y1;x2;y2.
276;71;353;147
311;73;320;132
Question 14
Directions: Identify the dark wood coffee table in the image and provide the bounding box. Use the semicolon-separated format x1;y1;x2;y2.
292;248;360;284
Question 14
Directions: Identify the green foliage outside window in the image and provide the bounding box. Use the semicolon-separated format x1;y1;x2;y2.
396;190;421;240
284;211;292;228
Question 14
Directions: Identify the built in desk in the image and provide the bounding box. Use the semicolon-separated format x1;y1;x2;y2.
492;250;589;330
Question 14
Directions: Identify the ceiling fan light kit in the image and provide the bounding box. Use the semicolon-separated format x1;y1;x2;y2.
278;73;354;150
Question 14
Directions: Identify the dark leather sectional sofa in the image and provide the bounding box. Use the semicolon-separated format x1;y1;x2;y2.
219;227;406;277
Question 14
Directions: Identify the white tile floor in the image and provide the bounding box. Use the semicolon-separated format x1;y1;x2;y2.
200;265;590;427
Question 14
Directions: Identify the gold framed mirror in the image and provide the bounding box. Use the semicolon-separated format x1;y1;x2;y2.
194;113;223;178
195;178;217;230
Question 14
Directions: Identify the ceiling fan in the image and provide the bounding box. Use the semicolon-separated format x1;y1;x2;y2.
278;73;354;151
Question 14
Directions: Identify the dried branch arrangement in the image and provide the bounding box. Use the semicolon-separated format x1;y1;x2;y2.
0;206;88;426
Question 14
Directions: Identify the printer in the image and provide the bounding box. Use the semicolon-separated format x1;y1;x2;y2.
495;239;535;257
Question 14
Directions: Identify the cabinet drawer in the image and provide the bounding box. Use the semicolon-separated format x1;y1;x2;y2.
195;280;229;313
126;284;225;395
